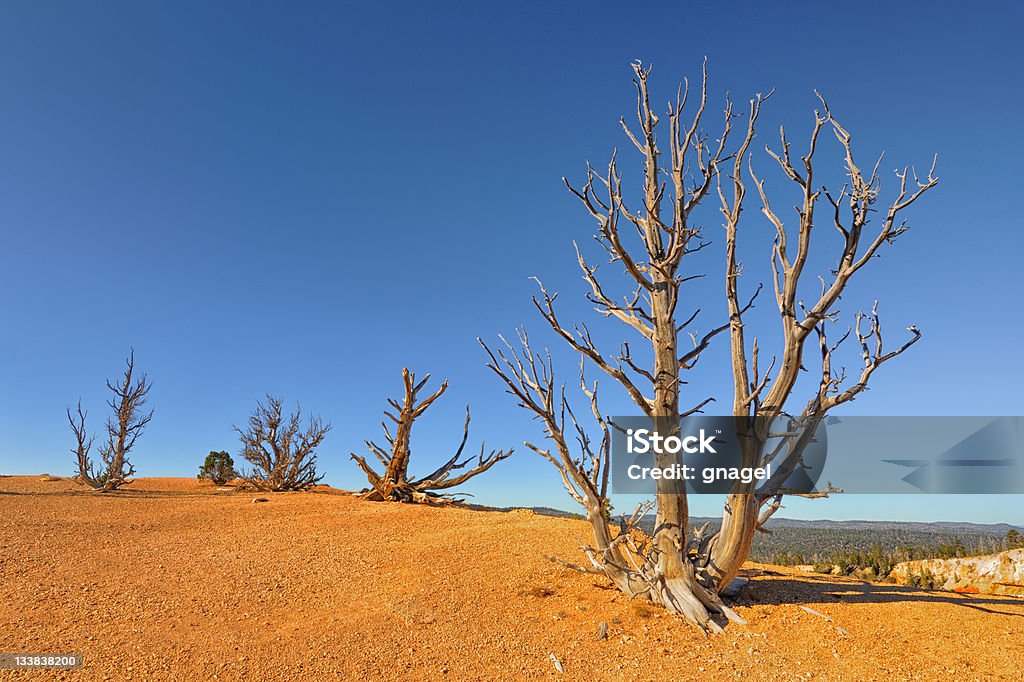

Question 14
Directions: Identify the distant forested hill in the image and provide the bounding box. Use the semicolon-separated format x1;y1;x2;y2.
741;518;1021;564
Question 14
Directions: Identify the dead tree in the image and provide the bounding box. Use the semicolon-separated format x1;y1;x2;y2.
351;368;512;503
67;349;153;491
235;395;331;491
482;61;936;632
68;401;98;485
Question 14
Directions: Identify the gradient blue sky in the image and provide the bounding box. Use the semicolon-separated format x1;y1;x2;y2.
1;1;1021;524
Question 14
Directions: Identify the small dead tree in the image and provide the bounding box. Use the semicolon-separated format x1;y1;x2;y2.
350;368;512;503
67;349;153;491
482;61;936;633
236;395;331;491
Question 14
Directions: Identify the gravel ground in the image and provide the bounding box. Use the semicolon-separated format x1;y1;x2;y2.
1;475;1022;680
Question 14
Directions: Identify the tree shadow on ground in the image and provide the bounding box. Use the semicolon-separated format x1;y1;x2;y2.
0;484;362;500
0;487;232;499
740;570;1024;618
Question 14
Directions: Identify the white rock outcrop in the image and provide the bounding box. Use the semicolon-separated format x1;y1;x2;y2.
890;549;1024;596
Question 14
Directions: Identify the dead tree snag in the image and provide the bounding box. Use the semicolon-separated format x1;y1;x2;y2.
351;368;512;503
482;60;936;632
67;349;153;491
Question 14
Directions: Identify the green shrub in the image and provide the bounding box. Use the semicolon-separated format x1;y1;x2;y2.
198;451;237;485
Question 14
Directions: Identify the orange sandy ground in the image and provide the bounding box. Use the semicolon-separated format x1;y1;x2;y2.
1;476;1022;681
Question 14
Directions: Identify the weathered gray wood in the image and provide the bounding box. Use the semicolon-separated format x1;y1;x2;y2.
799;605;834;622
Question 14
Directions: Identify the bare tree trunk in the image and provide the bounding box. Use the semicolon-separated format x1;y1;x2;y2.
68;401;98;487
651;287;700;615
351;368;511;503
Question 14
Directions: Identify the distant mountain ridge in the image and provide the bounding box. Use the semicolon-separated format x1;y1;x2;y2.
522;506;1023;535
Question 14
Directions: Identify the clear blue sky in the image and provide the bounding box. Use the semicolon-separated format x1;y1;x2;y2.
1;1;1021;524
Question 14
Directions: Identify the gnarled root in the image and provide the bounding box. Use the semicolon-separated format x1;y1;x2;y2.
659;576;747;634
550;553;747;635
